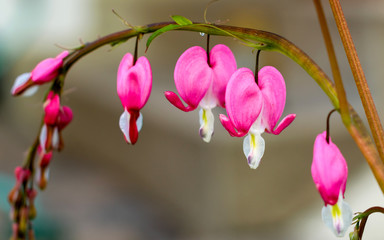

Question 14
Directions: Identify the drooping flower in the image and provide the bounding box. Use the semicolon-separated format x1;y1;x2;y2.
311;131;352;237
220;66;295;169
165;44;237;142
39;91;73;152
117;53;152;144
11;51;69;96
8;167;31;204
36;146;53;190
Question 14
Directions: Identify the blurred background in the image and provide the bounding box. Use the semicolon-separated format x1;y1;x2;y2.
1;0;384;239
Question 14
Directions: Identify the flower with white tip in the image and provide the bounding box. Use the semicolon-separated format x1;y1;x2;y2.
117;52;152;144
311;131;353;237
165;44;237;142
220;66;295;169
11;51;69;96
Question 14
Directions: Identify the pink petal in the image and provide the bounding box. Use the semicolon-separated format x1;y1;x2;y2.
57;106;73;130
31;51;69;83
219;114;247;137
225;68;263;134
164;91;195;112
210;44;237;107
43;92;60;125
173;46;212;109
258;66;287;132
117;54;152;110
311;131;348;205
267;114;296;135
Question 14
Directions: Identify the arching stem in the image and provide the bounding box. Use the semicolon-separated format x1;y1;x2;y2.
255;49;261;84
326;109;338;144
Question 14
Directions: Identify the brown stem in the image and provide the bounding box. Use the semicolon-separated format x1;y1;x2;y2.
328;0;384;162
313;0;350;125
357;206;384;239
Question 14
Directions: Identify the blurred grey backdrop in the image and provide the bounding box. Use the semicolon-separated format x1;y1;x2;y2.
1;0;384;239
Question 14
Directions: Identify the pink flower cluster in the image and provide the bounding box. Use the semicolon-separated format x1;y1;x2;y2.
11;52;73;189
11;37;355;239
115;44;296;169
37;91;73;189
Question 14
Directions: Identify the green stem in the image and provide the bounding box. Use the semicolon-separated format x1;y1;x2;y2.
328;0;384;163
313;0;350;125
357;206;384;239
62;22;384;193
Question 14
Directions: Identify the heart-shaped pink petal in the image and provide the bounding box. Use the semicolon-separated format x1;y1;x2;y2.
117;53;152;110
210;44;237;108
225;68;263;134
173;46;212;109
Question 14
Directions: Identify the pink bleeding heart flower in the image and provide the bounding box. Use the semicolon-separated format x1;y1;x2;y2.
165;44;237;142
39;91;73;152
11;51;69;96
311;131;352;237
117;52;152;145
220;66;295;169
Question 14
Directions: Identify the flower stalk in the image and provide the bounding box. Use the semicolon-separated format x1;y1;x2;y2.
328;0;384;163
313;0;350;126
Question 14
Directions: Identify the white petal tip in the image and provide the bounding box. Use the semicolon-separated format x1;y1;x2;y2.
119;110;143;144
199;108;214;143
322;197;353;237
11;72;36;96
243;133;265;169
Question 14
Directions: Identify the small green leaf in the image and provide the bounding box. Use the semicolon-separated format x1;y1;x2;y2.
171;15;193;26
110;38;128;47
146;24;182;51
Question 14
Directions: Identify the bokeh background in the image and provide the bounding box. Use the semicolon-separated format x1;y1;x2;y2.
1;0;384;239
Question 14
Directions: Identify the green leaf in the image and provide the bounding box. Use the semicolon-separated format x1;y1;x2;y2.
171;15;193;26
146;24;182;51
110;38;128;47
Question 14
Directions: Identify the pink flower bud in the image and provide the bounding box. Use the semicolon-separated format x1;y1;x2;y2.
117;53;152;144
31;51;69;83
14;167;30;183
57;106;73;130
11;51;69;96
43;92;60;125
311;131;347;205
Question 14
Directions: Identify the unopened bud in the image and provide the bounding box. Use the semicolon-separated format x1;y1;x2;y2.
36;167;50;190
349;228;360;240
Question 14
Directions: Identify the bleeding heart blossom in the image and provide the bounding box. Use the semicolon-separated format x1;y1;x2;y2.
11;51;69;96
165;44;237;142
117;53;152;144
39;91;73;152
220;66;295;169
311;131;352;237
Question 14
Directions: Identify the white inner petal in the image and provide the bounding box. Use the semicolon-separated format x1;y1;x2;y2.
199;79;217;109
243;133;265;169
52;127;60;149
249;106;265;134
137;112;143;132
23;86;39;97
199;108;214;143
11;72;31;94
39;124;48;151
321;194;353;237
119;110;131;143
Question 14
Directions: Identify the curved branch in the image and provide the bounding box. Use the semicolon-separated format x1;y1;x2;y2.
62;22;384;192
